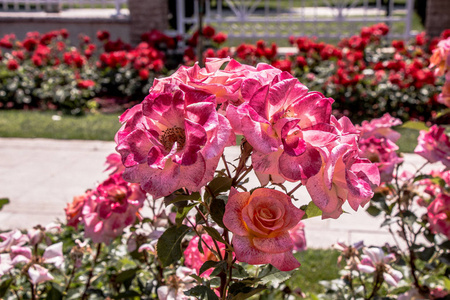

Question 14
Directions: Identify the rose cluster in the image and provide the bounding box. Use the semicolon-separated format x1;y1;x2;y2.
115;57;380;269
65;154;146;244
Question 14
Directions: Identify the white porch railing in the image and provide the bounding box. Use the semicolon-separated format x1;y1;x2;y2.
176;0;415;41
0;0;127;15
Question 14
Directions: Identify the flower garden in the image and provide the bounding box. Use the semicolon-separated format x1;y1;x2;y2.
0;23;450;299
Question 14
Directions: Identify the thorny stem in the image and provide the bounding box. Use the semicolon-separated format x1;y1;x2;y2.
64;264;77;295
357;270;367;298
222;153;232;178
30;283;36;300
186;218;218;257
81;243;102;300
398;214;422;292
195;204;225;261
288;182;303;196
232;141;253;186
235;165;253;184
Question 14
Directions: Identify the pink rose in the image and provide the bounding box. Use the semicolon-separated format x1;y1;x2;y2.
305;142;380;219
223;188;304;271
358;136;403;183
183;235;226;277
227;73;337;185
427;193;450;239
65;191;91;227
357;113;402;143
115;83;233;199
414;125;450;167
82;173;146;244
289;221;307;252
430;37;450;77
151;58;283;107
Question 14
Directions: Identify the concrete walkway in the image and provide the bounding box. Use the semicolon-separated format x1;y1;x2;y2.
0;137;437;249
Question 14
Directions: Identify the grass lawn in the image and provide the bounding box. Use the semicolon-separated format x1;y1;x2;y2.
0;110;121;141
0;110;421;153
289;248;341;295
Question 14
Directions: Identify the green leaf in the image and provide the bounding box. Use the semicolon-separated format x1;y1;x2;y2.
400;121;428;131
210;260;227;277
115;268;138;283
366;205;381;217
157;225;190;267
300;201;322;220
0;279;13;298
165;192;201;206
259;268;295;286
232;264;249;279
45;283;63;300
444;276;450;291
417;247;435;261
203;226;226;244
207;177;233;196
199;260;220;277
209;196;226;228
0;198;9;211
176;204;197;227
111;291;141;299
228;282;266;300
184;285;219;300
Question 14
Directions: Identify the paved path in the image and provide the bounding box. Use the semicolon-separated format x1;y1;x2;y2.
0;138;438;249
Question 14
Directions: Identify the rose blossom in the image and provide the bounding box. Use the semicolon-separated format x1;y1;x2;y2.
11;242;64;285
427;193;450;239
151;57;283;106
82;173;146;244
358;136;403;183
357;113;402;143
223;187;304;271
227;72;337;185
289;221;307;252
357;247;403;286
183;234;226;277
116;83;233;199
414;125;450;167
305;117;380;219
65;191;92;227
429;37;450;77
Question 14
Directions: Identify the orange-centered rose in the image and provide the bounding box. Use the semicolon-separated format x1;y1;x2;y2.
223;187;304;271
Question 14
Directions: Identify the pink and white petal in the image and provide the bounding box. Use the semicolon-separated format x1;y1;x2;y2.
202;114;233;159
252;148;283;177
185;102;218;132
363;248;385;264
232;235;271;266
241;115;279;154
279;147;322;181
248;84;270;120
180;119;207;165
223;190;250;236
42;242;64;268
0;254;13;276
123;161;181;199
116;129;154;167
323;144;350;190
178;154;206;192
305;170;344;219
28;264;54;285
358;264;376;274
269;251;301;271
383;272;399;286
252;232;294;253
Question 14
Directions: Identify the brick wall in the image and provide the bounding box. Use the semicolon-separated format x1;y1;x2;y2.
128;0;168;45
426;0;450;37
